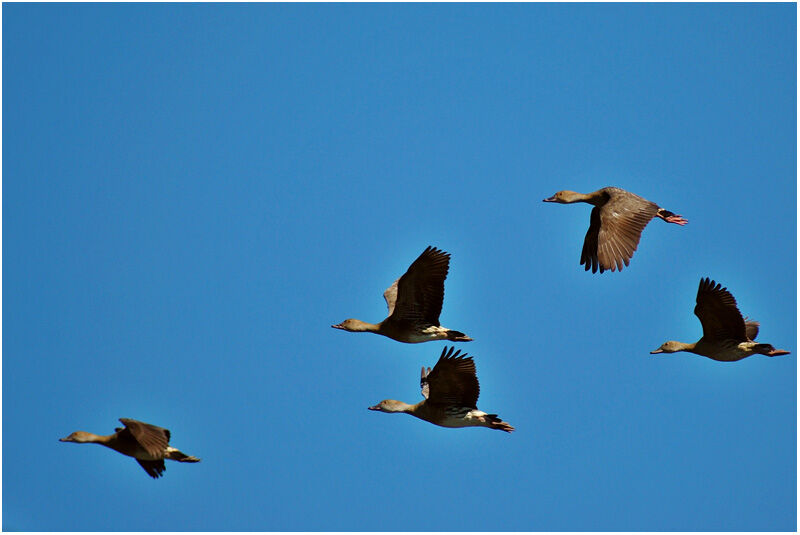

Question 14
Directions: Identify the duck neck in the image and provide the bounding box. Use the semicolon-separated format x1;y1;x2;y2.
406;401;439;425
583;189;610;206
675;341;698;353
80;433;114;446
405;401;425;414
563;191;598;205
352;319;381;333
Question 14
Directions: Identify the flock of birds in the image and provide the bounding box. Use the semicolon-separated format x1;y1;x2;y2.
59;186;791;478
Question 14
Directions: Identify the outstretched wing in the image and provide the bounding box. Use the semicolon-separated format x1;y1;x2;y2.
387;246;450;325
423;346;480;409
580;206;602;273
694;278;747;342
119;418;170;459
583;190;659;273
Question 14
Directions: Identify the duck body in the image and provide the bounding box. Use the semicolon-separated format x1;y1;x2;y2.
332;318;468;343
333;246;472;343
368;346;514;432
379;321;467;344
658;339;787;362
543;186;687;273
409;401;509;430
696;340;787;362
60;418;200;478
651;278;791;362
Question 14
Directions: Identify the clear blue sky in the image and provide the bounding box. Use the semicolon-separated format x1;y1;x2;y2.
3;3;795;531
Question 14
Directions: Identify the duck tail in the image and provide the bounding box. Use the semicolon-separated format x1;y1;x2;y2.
166;447;201;463
754;343;791;357
485;414;515;433
446;330;473;342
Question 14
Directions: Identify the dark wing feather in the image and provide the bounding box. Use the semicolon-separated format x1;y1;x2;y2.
388;246;450;325
424;346;480;409
119;418;170;459
694;278;747;342
593;190;659;273
580;207;602;273
136;459;166;479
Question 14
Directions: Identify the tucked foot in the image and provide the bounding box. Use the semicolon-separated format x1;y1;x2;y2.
446;329;473;342
767;349;791;357
166;447;201;462
485;414;514;432
493;421;515;433
665;215;688;225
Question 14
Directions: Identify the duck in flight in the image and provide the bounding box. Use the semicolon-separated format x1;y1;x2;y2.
332;246;472;343
60;418;200;478
651;278;791;362
543;187;688;273
369;346;514;432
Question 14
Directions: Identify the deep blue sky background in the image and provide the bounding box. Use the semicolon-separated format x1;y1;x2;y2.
3;3;796;531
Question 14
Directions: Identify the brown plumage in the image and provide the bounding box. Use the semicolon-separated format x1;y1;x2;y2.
332;246;472;343
651;278;791;362
543;187;688;273
421;348;481;409
60;418;200;478
369;346;514;432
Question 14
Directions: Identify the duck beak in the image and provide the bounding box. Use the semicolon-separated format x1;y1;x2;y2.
650;349;664;354
331;323;345;330
59;437;69;442
368;405;380;411
543;196;557;202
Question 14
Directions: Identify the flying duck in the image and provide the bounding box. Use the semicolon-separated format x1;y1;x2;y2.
332;246;472;343
369;346;514;432
543;187;687;273
60;418;200;478
651;278;791;362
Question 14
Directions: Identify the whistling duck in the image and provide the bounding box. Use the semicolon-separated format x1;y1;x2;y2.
369;346;514;432
332;246;472;343
60;418;200;478
651;278;791;362
543;187;687;273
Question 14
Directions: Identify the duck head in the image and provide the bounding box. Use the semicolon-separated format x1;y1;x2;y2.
543;190;583;203
650;341;685;354
59;431;95;443
331;319;367;332
368;400;410;413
